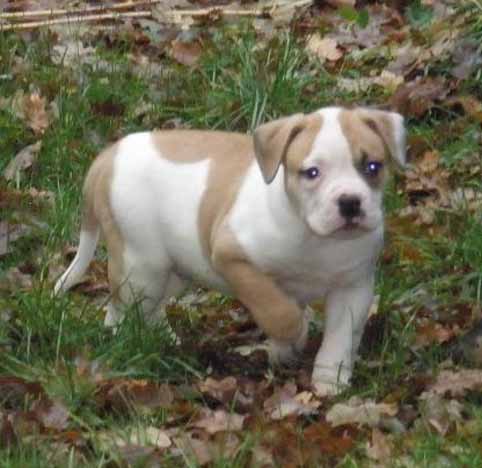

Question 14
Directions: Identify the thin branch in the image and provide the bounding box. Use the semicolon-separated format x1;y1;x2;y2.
0;0;161;19
161;0;313;20
0;11;151;31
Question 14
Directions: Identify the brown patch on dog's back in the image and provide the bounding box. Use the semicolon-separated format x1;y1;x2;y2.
151;131;254;258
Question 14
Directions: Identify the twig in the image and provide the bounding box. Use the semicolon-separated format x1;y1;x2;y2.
162;0;313;20
0;0;160;19
178;0;312;16
0;11;151;31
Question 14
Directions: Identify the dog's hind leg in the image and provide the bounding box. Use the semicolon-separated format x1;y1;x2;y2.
104;246;185;340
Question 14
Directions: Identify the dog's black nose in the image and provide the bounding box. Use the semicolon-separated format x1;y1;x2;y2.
338;195;361;219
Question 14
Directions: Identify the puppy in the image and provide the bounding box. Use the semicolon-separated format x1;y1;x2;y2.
55;107;405;396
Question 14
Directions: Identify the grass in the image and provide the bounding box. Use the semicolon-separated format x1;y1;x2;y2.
1;11;482;466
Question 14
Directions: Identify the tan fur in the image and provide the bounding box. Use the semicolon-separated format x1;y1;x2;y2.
151;130;254;257
212;227;305;343
253;113;305;183
283;113;324;207
339;109;389;186
82;144;124;303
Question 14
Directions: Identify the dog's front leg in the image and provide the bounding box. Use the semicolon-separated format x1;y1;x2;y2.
312;277;374;397
215;259;309;365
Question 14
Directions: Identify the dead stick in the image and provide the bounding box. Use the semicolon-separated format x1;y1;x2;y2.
0;0;161;19
163;0;313;19
0;11;151;31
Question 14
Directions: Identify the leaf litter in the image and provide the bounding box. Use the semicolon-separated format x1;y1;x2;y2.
2;0;482;465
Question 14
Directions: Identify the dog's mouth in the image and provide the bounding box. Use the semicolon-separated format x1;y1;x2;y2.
331;217;375;238
341;219;360;230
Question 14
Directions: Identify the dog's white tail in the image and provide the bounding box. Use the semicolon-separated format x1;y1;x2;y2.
54;226;100;295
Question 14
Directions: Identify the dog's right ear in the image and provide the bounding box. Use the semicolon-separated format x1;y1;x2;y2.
253;113;305;184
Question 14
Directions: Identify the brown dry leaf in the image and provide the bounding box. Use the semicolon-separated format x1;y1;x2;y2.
389;77;449;118
198;376;237;404
0;221;32;257
306;34;343;62
0;376;44;408
426;369;482;397
418;150;440;174
24;93;49;135
0;415;17;448
326;396;398;428
413;321;455;349
303;421;355;457
418;393;463;435
263;382;320;420
0;267;34;292
174;432;240;466
191;408;245;434
98;426;171;451
366;428;393;461
115;445;159;467
451;38;482;80
98;379;174;413
446;95;482;123
3;141;42;182
32;398;69;431
173;431;213;466
171;40;203;67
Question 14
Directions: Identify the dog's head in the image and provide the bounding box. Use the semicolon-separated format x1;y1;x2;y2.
253;107;405;237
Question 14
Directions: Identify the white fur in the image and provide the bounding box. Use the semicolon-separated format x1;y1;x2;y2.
57;107;404;397
54;228;99;294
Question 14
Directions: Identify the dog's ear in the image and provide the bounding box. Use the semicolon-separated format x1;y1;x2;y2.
361;110;406;169
253;113;305;184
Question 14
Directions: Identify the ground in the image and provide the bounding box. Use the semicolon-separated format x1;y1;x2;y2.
2;0;482;466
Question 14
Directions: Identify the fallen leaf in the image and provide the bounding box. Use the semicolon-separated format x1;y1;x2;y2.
304;421;355;457
414;321;455;349
24;93;49;135
171;40;203;67
173;431;213;466
366;428;393;461
0;221;32;257
98;379;174;413
0;376;45;411
455;320;482;367
32;398;69;431
264;382;320;420
191;408;245;434
418;393;463;435
389;77;450;118
306;35;343;62
3;141;42;182
425;369;482;397
0;415;17;448
326;396;398;428
0;267;34;291
446;95;482;123
198;376;237;405
451;38;482;80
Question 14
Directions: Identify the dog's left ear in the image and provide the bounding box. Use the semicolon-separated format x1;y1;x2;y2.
253;113;305;184
361;110;406;169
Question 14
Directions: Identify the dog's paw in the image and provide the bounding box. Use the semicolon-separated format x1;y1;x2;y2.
268;317;309;366
267;340;300;366
312;380;346;398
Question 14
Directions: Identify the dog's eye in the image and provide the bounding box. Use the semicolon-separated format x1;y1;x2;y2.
300;167;320;179
365;161;383;177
